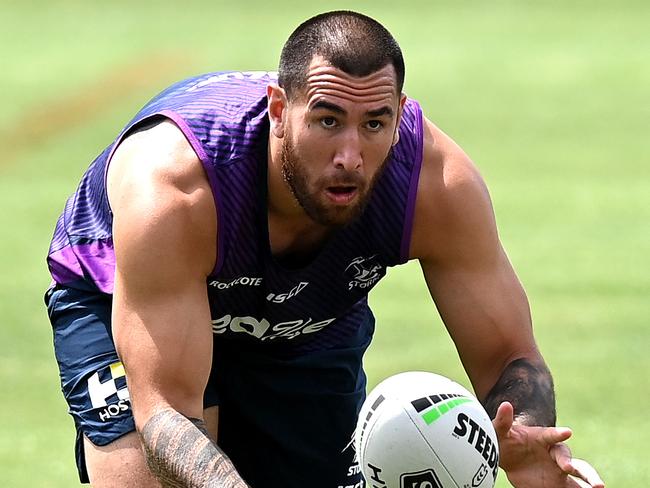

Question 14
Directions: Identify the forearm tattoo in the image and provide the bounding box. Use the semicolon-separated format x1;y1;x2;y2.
141;408;249;488
483;358;557;427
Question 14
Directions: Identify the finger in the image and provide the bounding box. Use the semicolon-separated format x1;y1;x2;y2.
567;459;605;488
568;474;593;488
552;446;605;488
541;426;572;446
550;442;574;472
491;402;514;438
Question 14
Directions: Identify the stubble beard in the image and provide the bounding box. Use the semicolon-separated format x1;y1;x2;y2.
280;135;391;228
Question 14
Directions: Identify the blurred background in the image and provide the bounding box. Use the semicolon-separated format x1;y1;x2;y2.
1;0;648;486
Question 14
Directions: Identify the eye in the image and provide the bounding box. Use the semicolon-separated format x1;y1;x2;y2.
366;120;384;131
320;117;338;129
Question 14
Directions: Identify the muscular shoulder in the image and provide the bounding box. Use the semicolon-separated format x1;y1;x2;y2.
108;119;206;201
409;117;498;264
108;119;217;279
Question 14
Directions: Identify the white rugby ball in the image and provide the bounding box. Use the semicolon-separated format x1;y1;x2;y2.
355;371;499;488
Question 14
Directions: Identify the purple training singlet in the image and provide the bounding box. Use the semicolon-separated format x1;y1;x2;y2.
47;71;424;355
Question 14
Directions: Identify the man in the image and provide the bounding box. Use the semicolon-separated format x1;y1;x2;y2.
45;10;604;488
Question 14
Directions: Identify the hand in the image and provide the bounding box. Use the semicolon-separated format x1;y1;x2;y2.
492;402;604;488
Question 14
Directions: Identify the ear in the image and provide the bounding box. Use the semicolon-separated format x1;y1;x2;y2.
392;93;408;146
267;83;288;139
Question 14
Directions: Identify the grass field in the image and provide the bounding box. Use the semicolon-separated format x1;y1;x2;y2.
1;1;648;486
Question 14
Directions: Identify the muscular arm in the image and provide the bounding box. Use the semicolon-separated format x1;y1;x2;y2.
483;358;555;426
108;120;248;487
141;409;243;487
410;117;556;426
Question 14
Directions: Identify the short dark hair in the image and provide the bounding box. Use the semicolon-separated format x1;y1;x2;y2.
278;11;405;100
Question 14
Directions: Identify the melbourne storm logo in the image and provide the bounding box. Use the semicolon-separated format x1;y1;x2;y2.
345;255;384;290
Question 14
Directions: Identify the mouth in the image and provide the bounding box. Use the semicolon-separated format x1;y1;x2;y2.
324;185;358;204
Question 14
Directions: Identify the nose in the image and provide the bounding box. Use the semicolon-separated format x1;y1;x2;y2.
333;128;363;172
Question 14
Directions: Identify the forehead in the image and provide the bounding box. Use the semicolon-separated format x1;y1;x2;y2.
299;56;399;109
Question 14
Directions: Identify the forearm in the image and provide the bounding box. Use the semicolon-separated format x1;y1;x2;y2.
482;358;556;427
141;408;249;488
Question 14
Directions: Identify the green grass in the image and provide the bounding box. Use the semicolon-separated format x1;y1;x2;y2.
1;0;648;486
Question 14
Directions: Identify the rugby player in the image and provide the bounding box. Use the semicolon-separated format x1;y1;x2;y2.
45;10;604;488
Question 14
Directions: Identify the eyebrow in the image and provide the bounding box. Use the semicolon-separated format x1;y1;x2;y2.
367;106;394;118
310;100;394;118
310;100;346;114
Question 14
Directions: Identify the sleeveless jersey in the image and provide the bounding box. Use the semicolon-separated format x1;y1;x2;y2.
47;71;424;355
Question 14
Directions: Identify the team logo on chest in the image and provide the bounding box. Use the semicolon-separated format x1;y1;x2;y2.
345;255;384;291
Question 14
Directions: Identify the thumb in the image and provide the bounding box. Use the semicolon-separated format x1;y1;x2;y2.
492;402;514;439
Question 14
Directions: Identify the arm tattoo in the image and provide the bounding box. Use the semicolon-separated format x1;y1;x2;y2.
483;358;557;426
141;408;249;488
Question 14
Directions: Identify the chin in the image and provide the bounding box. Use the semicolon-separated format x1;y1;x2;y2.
310;204;364;228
